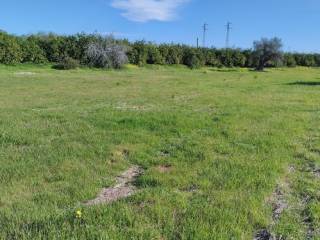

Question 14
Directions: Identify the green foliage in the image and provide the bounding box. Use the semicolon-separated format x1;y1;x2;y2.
163;45;184;64
183;48;204;69
283;54;297;67
202;49;220;66
52;56;79;70
294;54;316;67
0;31;22;64
20;36;47;63
146;44;163;64
36;34;65;62
128;41;148;66
0;31;320;69
253;37;283;71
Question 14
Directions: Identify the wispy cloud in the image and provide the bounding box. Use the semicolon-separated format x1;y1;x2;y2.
111;0;189;22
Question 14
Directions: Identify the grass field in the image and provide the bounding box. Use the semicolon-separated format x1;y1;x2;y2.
0;64;319;239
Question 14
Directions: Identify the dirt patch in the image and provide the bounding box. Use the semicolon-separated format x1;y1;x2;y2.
254;169;291;239
84;166;143;206
271;185;288;221
114;103;152;111
14;72;36;76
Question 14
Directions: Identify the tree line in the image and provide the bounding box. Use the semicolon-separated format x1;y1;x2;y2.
0;30;319;70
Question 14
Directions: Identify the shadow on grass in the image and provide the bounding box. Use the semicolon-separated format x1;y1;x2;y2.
287;81;320;86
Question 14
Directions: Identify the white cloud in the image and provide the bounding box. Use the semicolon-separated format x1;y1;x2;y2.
111;0;189;22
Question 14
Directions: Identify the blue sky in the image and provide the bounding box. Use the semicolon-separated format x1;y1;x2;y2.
1;0;319;52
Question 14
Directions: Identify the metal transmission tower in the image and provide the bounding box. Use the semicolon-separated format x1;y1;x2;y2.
225;22;232;48
202;23;208;47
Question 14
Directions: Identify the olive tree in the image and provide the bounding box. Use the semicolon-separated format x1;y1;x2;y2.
85;36;128;69
253;37;283;71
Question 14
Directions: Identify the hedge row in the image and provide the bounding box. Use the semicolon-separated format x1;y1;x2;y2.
0;30;320;68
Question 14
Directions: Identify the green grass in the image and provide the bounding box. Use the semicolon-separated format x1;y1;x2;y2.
0;64;319;239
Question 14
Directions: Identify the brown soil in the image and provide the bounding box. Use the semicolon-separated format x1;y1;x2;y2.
84;166;143;206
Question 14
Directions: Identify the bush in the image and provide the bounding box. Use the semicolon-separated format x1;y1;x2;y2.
147;45;163;64
128;41;148;66
314;54;320;67
166;45;184;64
283;54;296;67
53;56;79;70
0;31;22;64
20;37;47;63
183;48;203;69
203;49;219;67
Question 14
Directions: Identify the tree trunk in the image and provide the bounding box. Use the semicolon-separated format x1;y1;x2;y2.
255;58;265;71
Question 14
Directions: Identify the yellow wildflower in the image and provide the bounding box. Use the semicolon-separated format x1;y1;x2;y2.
76;210;82;219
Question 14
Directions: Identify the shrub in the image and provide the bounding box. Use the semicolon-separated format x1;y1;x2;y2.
147;45;163;64
128;41;148;66
167;45;184;64
0;31;22;64
183;48;203;69
53;56;79;70
301;55;316;67
20;37;47;63
283;54;296;67
314;54;320;67
36;34;65;62
203;49;219;67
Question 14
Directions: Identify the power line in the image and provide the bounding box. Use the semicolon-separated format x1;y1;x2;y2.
225;22;232;48
202;23;208;47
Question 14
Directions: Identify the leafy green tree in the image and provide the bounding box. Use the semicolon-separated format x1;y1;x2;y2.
128;41;148;66
146;44;163;64
283;53;296;67
232;50;246;67
252;37;283;71
0;31;22;64
183;48;204;69
314;54;320;67
202;49;220;67
20;36;47;63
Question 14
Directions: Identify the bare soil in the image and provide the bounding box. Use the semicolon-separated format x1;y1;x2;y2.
84;166;143;206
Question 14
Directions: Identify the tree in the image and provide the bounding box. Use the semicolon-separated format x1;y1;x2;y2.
183;48;203;69
253;37;283;71
20;36;47;63
85;36;128;69
0;31;22;64
283;53;296;67
128;41;148;66
146;44;163;64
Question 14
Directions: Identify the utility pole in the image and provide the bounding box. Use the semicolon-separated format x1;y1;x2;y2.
202;23;208;48
225;22;232;48
197;37;199;48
